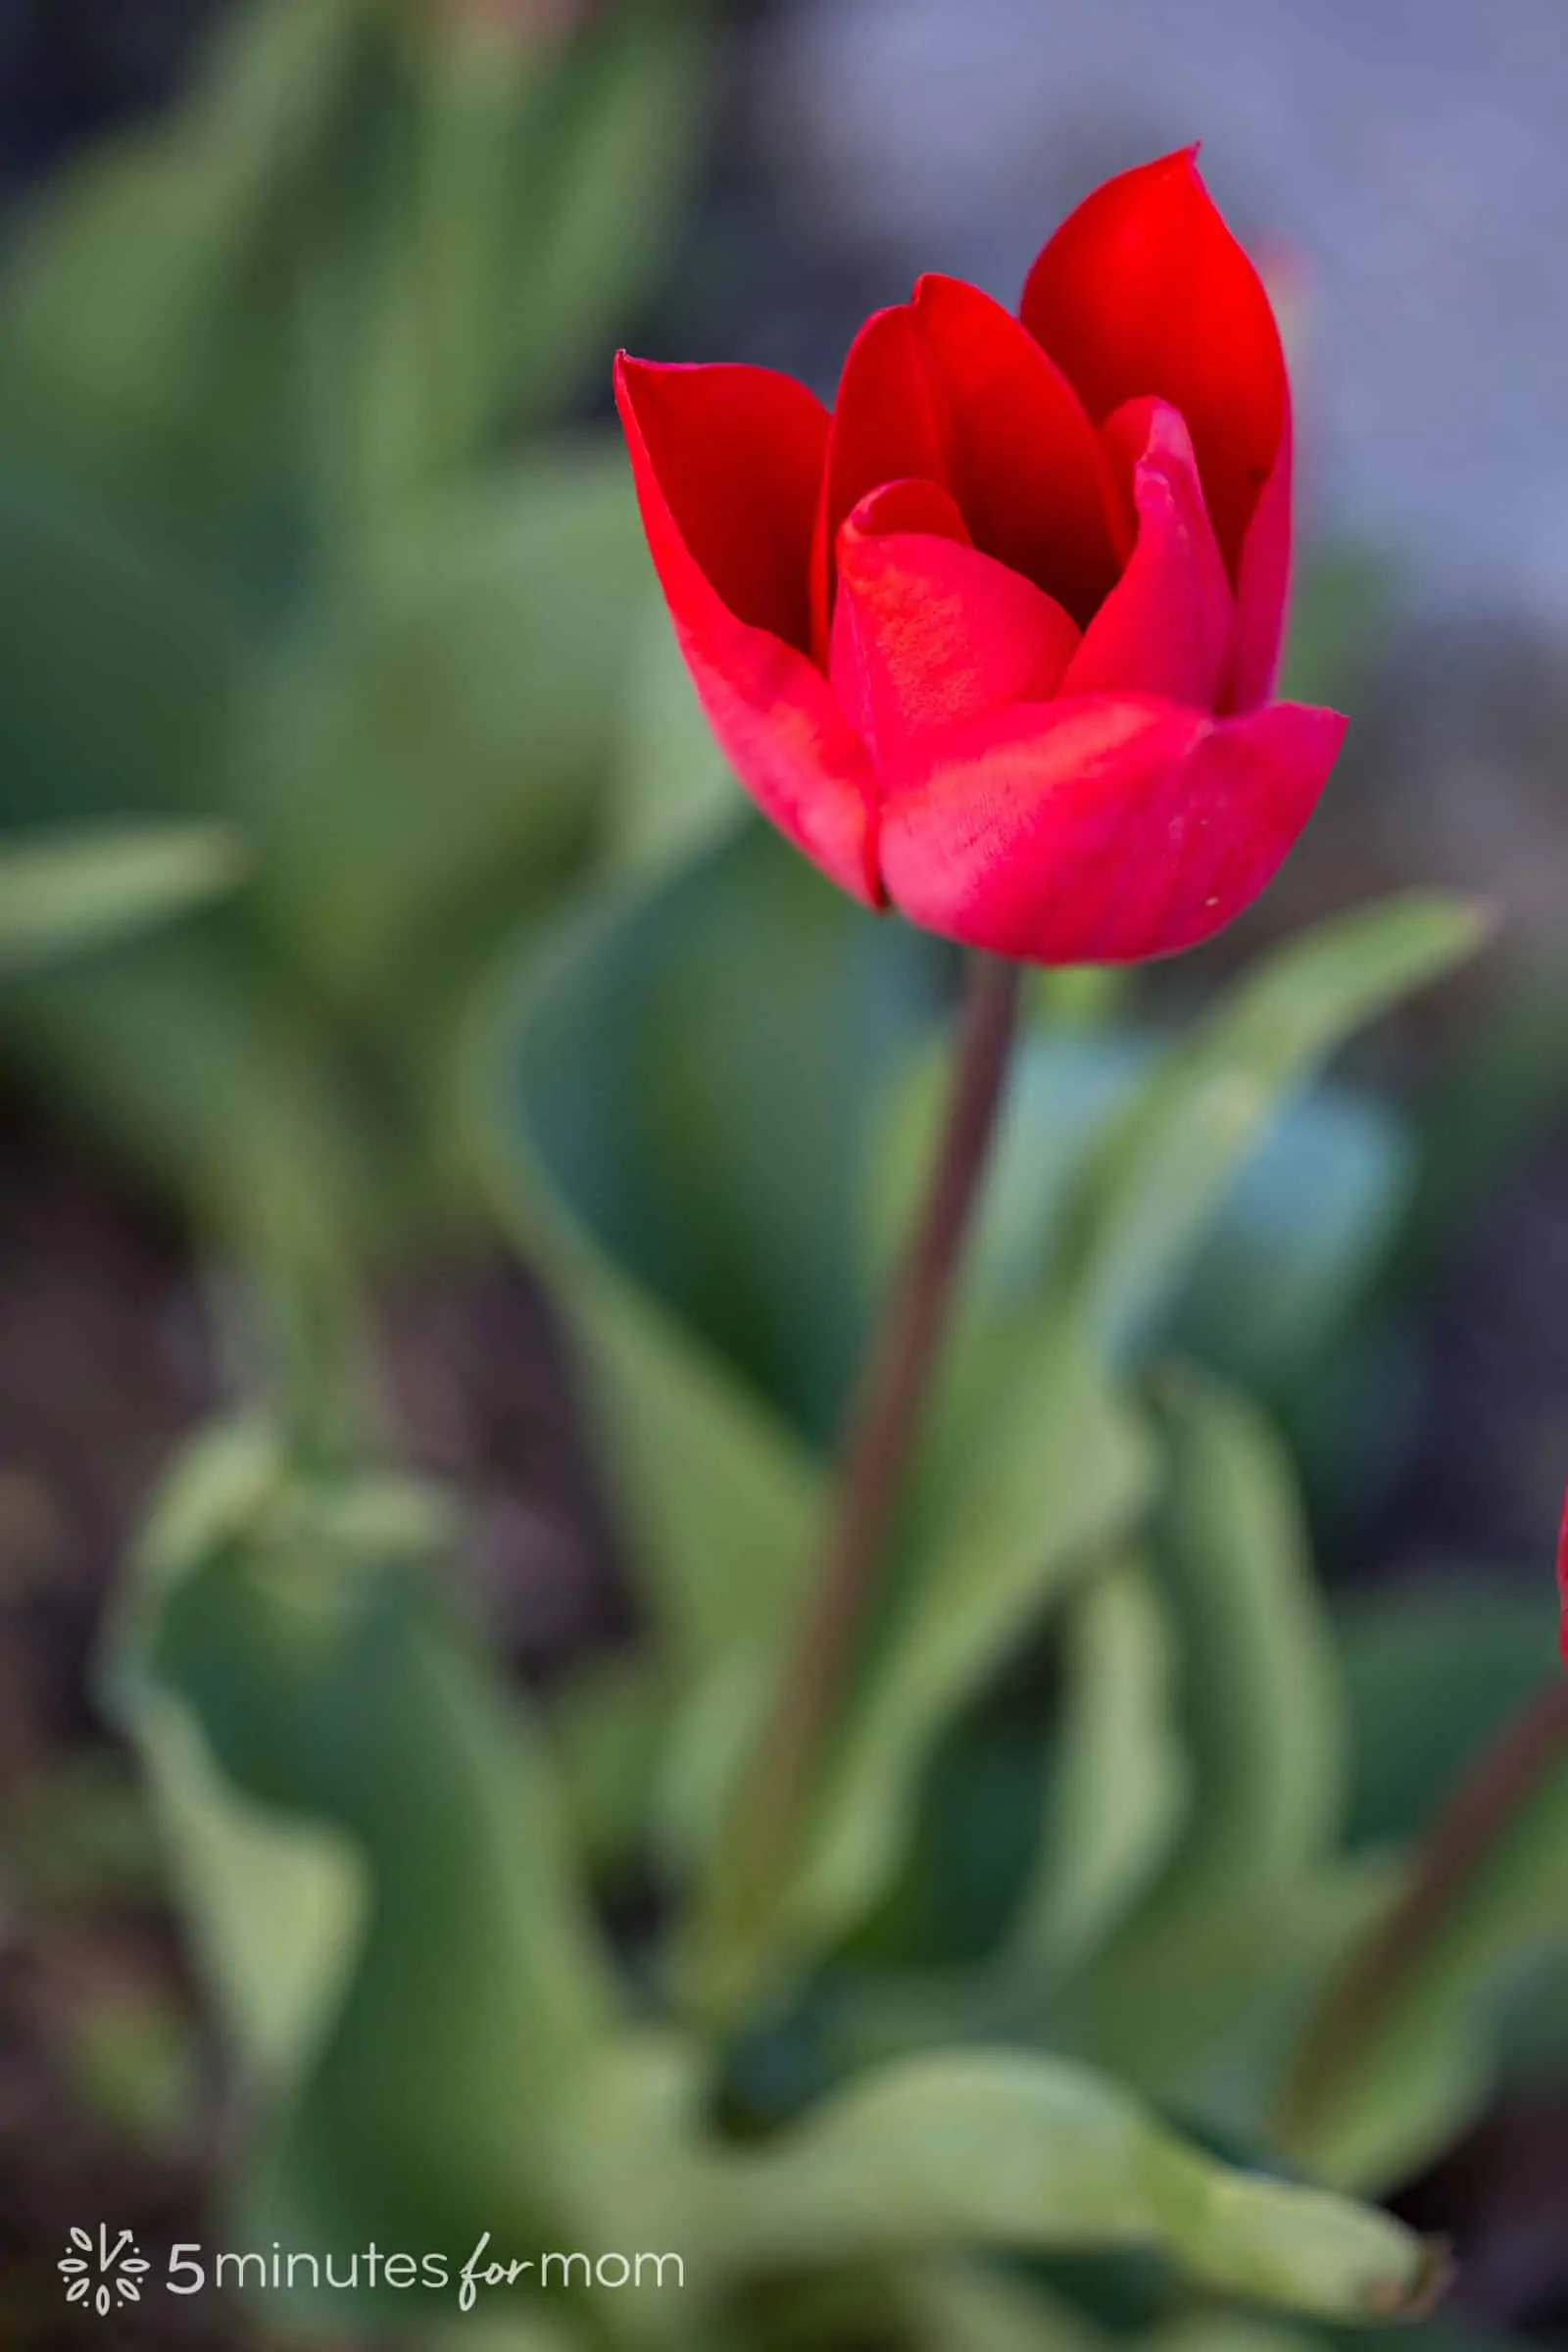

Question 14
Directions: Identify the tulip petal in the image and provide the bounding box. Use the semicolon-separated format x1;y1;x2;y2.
815;275;1124;651
614;352;828;650
831;482;1082;763
880;695;1345;965
1227;404;1293;710
1020;150;1287;584
1063;398;1233;709
616;352;879;904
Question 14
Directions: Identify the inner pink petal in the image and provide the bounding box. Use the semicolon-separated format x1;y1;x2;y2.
831;483;1082;766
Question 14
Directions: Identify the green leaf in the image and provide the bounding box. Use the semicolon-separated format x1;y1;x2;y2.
591;2046;1442;2326
473;819;944;1672
106;1420;621;2273
866;1026;1152;1315
1057;1372;1347;2106
758;1311;1155;1997
422;2321;584;2352
1172;1087;1412;1393
1;0;374;519
498;0;713;433
1147;2322;1319;2352
0;444;246;828
899;2264;1109;2351
243;443;646;1021
550;1652;674;1876
737;2052;1441;2321
1058;894;1488;1362
876;988;1427;1405
289;0;709;522
0;823;243;977
4;931;393;1380
1004;1552;1190;1991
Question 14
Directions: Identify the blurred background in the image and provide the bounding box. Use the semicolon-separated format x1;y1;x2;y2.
0;0;1566;2344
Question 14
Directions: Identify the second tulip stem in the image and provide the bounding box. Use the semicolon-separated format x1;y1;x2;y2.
1279;1676;1568;2152
693;952;1021;2014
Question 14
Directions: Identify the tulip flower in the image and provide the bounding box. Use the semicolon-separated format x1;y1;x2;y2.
615;150;1345;965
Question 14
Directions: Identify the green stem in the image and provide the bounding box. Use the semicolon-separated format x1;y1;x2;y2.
690;953;1022;2014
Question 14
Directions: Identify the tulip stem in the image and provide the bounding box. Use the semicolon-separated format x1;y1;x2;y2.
690;952;1022;2016
1278;1677;1568;2151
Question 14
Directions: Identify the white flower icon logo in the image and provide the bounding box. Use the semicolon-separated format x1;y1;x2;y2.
59;2226;151;2317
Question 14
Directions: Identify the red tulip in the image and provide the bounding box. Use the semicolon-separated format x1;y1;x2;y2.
615;151;1347;966
1558;1486;1568;1670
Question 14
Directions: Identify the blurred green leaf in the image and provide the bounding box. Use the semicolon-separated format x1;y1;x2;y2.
550;1651;673;1876
899;2264;1108;2351
475;820;944;1672
1004;1553;1189;1992
423;2320;583;2352
0;447;246;826
5;931;391;1388
320;0;710;509
109;1424;371;2107
1;0;709;544
242;443;645;1021
1337;1583;1556;1849
108;1419;621;2273
879;944;1442;1408
497;0;713;433
0;822;243;977
869;1026;1151;1315
1057;1373;1346;2106
1172;1088;1412;1394
602;2048;1442;2325
752;1312;1155;2001
1148;2323;1317;2352
0;0;374;521
1058;894;1488;1363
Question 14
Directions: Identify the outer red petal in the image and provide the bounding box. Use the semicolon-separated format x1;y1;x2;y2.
879;695;1345;965
615;353;878;905
1062;397;1233;709
1020;150;1287;587
831;482;1081;763
814;274;1124;652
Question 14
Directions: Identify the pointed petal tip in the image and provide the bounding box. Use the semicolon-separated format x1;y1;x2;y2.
612;349;656;409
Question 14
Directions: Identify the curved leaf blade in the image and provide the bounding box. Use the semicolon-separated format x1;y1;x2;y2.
0;822;243;977
1059;893;1487;1361
691;2052;1443;2325
1057;1372;1346;2104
